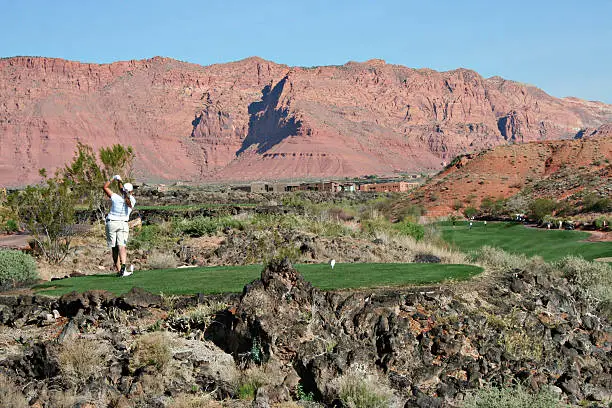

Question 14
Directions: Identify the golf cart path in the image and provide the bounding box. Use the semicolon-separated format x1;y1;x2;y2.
0;233;31;249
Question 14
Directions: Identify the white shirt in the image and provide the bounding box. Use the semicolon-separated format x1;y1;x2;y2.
107;193;136;221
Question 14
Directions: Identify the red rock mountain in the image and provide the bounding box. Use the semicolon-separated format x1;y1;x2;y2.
1;56;611;186
400;124;612;217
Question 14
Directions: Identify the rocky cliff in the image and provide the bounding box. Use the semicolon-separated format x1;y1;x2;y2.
1;56;611;186
400;126;612;216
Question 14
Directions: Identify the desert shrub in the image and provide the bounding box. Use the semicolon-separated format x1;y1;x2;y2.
130;332;173;372
177;216;220;237
306;219;354;237
452;200;464;211
331;366;396;408
147;250;178;269
360;217;393;237
60;143;135;222
472;246;529;273
10;176;77;263
249;213;303;231
480;196;507;218
392;221;425;241
0;250;38;289
582;192;612;213
129;224;162;250
168;301;228;332
244;229;302;264
0;203;18;231
281;192;311;207
556;256;612;312
57;338;104;387
396;203;424;222
461;384;561;408
175;215;245;237
326;206;356;221
0;373;28;408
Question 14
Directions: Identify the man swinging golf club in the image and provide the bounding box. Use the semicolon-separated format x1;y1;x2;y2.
103;175;136;277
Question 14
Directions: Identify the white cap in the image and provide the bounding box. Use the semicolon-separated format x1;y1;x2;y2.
123;183;133;192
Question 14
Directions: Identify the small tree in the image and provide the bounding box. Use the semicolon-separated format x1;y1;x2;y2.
61;142;106;221
463;207;478;219
99;144;135;181
11;174;77;264
528;198;557;223
60;143;135;222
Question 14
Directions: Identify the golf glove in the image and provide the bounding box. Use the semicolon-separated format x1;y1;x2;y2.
113;175;122;181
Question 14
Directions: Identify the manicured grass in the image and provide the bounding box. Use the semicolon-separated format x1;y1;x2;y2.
34;263;482;296
137;203;257;211
440;221;612;262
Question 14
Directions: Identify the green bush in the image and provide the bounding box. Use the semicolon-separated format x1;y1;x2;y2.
593;216;609;230
361;217;393;236
528;198;557;223
396;203;424;222
176;216;244;237
393;221;425;241
462;384;561;408
463;207;478;219
249;213;303;231
129;225;162;250
0;250;38;289
4;219;18;233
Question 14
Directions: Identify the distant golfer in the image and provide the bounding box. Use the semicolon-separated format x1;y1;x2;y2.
103;175;136;277
330;259;336;269
469;221;473;230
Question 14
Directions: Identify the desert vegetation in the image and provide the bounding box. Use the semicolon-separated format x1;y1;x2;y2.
0;143;611;407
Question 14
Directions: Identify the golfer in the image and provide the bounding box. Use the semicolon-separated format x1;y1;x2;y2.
103;175;136;277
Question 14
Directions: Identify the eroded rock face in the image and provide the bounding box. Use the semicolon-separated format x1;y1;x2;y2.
1;56;611;186
220;260;611;406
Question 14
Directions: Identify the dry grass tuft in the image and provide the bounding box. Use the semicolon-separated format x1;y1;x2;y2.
57;338;104;387
0;374;28;408
329;365;399;408
168;394;221;408
390;235;467;264
147;250;179;269
48;391;79;408
130;331;173;373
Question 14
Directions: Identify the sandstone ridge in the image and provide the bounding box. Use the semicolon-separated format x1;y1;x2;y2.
1;56;611;186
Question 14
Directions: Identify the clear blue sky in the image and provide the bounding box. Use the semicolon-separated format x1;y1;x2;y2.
1;0;610;103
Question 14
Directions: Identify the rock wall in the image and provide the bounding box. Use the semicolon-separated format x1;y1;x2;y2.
0;259;609;406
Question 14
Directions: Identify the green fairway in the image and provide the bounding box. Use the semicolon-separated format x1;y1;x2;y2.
137;203;257;211
34;263;482;296
440;221;612;262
